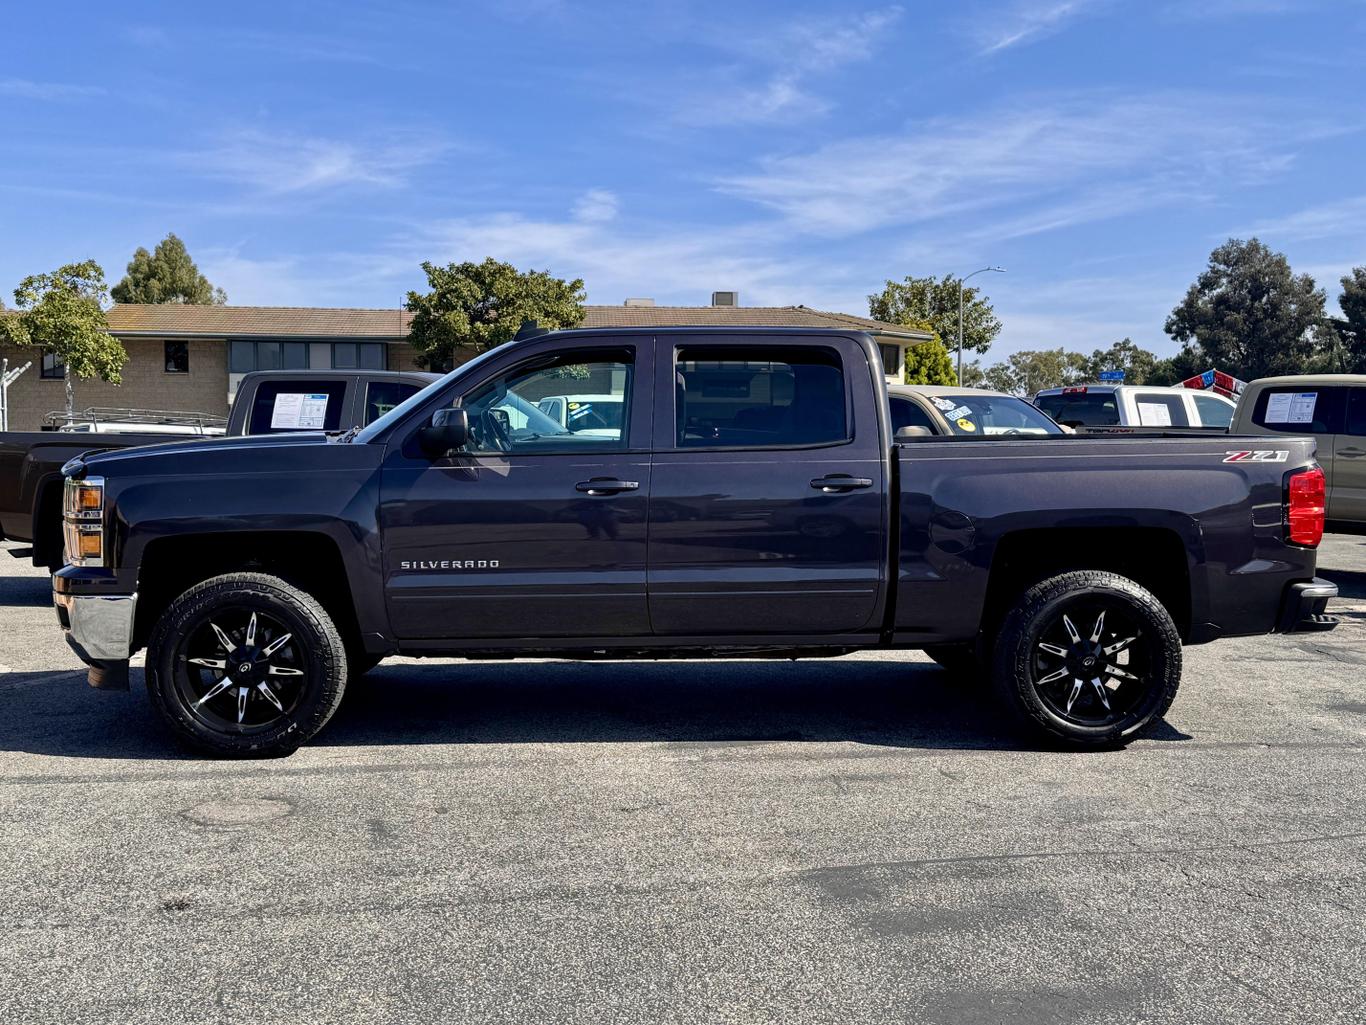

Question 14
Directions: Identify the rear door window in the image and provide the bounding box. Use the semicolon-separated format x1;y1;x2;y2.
1249;386;1347;434
1345;388;1366;437
1132;393;1191;428
247;380;349;434
675;347;848;448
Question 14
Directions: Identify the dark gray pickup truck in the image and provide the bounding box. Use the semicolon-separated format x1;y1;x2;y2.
51;327;1337;756
1;369;435;568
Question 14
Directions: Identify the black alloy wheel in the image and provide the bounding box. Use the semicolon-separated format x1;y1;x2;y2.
993;570;1182;747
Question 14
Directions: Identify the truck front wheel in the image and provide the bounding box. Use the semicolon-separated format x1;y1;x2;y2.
992;570;1182;747
145;573;349;757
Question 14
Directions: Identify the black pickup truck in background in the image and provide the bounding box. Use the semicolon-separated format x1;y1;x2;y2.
52;327;1337;755
0;369;436;569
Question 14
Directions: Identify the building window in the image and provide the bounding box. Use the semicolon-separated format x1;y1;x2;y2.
164;341;190;374
230;340;312;374
41;351;65;379
332;341;385;370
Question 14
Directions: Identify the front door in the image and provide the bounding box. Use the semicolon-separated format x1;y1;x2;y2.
1330;387;1366;524
380;342;653;642
646;336;888;637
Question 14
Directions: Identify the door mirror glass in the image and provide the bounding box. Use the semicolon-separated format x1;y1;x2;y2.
418;407;469;457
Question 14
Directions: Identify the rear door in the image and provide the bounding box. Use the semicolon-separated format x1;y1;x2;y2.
1331;388;1366;523
646;335;887;637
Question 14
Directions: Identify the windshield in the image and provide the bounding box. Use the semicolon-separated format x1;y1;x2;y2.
351;346;508;444
926;393;1064;436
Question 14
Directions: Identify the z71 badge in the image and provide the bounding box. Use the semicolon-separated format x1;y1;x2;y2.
1223;450;1290;463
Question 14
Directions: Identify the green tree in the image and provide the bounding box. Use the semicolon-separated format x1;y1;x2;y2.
900;323;958;386
0;261;126;417
1146;346;1205;387
406;258;586;369
1165;238;1326;380
110;233;226;305
869;274;1003;357
1084;337;1158;385
1330;266;1366;372
977;348;1089;395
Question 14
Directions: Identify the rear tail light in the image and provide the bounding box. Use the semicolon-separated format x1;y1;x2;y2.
1286;467;1325;547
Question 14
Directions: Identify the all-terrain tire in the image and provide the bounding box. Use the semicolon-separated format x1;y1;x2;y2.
992;570;1182;747
145;572;349;757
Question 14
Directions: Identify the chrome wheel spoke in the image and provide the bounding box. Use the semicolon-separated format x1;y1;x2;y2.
256;682;284;712
209;621;234;651
1103;635;1137;656
1037;667;1070;685
194;675;236;708
1062;615;1082;645
1090;677;1112;711
1038;642;1068;658
260;633;293;658
1065;678;1084;713
188;657;226;670
1105;664;1139;681
1090;611;1106;643
266;665;303;677
237;686;248;724
245;612;258;647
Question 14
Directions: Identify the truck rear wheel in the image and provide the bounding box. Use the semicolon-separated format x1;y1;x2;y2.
145;573;348;757
992;570;1181;747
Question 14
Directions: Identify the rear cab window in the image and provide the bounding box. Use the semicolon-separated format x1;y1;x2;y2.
365;381;422;425
890;396;937;433
1249;386;1347;434
675;346;848;449
247;380;349;434
1036;390;1120;426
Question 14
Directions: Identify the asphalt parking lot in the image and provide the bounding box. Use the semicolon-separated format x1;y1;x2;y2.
1;538;1363;1024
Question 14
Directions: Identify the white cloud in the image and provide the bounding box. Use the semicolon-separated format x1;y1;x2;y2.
1239;196;1366;244
976;0;1104;55
677;6;903;126
182;130;443;194
716;94;1314;236
572;189;620;224
0;78;103;101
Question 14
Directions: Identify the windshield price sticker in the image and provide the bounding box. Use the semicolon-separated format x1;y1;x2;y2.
271;392;330;430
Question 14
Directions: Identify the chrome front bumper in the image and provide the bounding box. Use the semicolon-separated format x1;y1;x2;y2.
54;590;137;661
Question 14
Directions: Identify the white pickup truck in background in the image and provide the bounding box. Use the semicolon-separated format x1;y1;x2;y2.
1034;384;1236;430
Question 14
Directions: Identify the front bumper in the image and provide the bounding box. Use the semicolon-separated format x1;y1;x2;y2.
1277;578;1339;633
54;588;137;689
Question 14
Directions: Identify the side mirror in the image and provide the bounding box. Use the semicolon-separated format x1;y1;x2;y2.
417;407;469;457
895;425;933;440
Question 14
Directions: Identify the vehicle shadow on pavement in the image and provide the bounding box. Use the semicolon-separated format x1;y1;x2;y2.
0;659;1191;759
0;570;52;607
1321;568;1366;600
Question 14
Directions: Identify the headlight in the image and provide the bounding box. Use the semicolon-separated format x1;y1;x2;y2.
62;476;105;567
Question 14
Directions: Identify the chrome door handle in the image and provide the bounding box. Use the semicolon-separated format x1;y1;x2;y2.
575;478;639;495
810;475;874;493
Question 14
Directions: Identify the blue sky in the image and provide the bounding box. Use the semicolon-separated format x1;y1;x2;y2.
2;0;1364;362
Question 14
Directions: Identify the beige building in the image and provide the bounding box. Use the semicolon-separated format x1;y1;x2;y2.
0;299;930;431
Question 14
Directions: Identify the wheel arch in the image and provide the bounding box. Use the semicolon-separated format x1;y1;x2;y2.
983;526;1193;643
132;531;363;653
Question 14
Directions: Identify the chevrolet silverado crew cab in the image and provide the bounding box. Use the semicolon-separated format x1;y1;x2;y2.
52;327;1338;756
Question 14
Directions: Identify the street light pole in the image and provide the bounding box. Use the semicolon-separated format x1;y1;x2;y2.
957;266;1005;385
